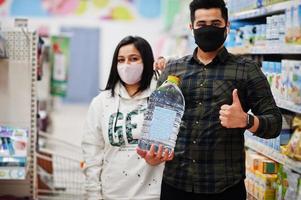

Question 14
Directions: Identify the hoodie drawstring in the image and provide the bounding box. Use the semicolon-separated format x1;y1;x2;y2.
114;91;121;133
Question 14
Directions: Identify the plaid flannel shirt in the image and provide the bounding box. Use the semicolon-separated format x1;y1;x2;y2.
158;47;282;193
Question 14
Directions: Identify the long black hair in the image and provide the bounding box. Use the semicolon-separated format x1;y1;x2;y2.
105;36;155;97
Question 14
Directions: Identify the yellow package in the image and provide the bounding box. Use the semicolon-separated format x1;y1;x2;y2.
285;115;301;160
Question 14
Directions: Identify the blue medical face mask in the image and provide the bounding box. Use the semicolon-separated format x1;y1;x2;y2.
193;25;227;52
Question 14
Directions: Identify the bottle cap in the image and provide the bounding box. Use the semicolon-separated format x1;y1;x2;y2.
167;75;180;85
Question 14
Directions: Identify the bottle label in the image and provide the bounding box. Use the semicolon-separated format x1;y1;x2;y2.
149;106;176;141
53;53;67;81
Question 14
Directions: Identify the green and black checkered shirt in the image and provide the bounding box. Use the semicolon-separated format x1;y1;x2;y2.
158;47;282;194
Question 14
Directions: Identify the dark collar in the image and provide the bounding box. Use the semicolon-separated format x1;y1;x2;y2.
190;46;229;65
217;47;229;63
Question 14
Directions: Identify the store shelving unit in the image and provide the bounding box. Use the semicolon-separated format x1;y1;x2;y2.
0;25;38;199
229;44;301;55
230;0;301;20
229;0;301;181
228;0;301;58
245;135;301;174
275;98;301;114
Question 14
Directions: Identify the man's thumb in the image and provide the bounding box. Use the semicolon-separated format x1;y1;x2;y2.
232;89;241;105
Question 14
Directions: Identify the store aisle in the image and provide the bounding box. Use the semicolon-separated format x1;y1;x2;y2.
51;103;89;147
35;103;89;199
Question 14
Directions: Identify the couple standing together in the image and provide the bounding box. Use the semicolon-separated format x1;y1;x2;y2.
82;0;282;199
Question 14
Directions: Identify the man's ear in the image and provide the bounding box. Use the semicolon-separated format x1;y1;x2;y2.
189;23;194;37
226;21;230;34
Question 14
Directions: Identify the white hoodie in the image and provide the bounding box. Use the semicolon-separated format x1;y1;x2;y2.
82;79;164;200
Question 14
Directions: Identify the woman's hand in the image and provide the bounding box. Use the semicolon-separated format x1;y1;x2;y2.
136;144;174;166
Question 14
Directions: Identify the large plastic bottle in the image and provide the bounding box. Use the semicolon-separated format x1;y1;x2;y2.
138;75;185;154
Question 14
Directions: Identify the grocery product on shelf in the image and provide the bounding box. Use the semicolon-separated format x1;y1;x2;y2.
283;115;301;160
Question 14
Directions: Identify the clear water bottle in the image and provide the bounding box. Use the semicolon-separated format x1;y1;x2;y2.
138;75;185;154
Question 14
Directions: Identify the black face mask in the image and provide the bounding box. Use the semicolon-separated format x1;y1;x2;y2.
193;26;227;52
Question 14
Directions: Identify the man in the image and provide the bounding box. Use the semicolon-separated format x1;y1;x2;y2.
139;0;282;200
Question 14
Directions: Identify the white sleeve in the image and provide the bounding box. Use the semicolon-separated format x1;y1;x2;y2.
82;98;105;200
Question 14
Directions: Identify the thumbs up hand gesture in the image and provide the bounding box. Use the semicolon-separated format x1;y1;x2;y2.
219;89;247;128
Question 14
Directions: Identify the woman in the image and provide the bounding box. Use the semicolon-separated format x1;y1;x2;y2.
82;36;170;200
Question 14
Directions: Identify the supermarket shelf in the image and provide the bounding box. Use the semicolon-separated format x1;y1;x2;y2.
276;98;301;114
251;45;301;54
228;45;301;55
230;0;301;20
0;26;38;198
245;137;301;174
0;167;26;180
